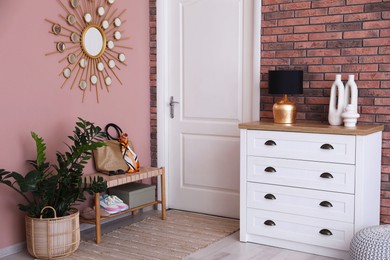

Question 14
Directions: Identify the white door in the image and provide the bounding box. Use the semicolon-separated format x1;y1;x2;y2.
162;0;259;218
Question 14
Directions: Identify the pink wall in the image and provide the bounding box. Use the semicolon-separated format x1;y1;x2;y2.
0;0;150;248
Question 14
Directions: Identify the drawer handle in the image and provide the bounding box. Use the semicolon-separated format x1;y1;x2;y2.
264;220;276;226
319;229;333;236
264;140;277;146
319;201;333;208
264;194;276;200
264;167;276;173
320;172;334;179
320;143;334;150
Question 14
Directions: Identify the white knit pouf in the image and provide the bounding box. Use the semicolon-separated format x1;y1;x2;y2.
350;225;390;260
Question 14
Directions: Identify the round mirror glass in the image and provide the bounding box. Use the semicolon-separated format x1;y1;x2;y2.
91;75;98;85
63;68;71;78
67;14;76;25
114;31;121;40
82;26;106;58
97;62;104;71
52;24;61;35
105;76;112;86
107;40;114;49
119;53;125;62
102;20;109;30
71;33;80;43
68;53;77;64
84;13;92;23
114;18;121;27
109;60;116;68
80;58;87;68
71;0;80;8
98;7;105;16
79;80;87;90
57;42;66;53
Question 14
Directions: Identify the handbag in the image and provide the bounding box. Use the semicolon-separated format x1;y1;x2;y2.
93;139;129;173
93;123;139;174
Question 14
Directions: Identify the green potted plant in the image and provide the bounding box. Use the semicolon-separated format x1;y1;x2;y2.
0;118;107;259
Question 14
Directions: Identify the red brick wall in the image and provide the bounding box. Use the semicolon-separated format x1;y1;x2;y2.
150;0;157;168
261;0;390;223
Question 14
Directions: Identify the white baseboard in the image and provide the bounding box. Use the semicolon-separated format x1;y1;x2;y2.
0;242;26;258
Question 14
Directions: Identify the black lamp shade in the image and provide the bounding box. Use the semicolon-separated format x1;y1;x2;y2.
268;70;303;95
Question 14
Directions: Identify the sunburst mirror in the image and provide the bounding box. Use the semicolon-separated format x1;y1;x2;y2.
46;0;131;103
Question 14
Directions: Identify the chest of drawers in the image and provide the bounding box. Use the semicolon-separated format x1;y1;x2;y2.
239;121;383;259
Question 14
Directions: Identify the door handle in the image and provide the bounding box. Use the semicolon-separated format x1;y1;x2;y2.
169;96;179;118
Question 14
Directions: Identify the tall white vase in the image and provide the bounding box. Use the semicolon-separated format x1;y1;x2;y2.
344;75;358;112
342;75;360;127
328;74;345;126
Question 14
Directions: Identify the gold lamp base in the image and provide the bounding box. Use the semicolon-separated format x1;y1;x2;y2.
273;94;297;124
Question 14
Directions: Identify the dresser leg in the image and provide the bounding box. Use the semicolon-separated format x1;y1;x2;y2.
95;192;101;244
161;167;167;220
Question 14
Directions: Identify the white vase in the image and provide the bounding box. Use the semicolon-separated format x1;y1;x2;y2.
342;75;360;127
328;74;345;126
342;104;360;128
344;75;358;112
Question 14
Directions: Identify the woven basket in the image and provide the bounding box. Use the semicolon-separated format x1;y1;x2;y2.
25;206;80;259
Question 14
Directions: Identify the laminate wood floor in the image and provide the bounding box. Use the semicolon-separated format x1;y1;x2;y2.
185;232;336;260
2;210;337;260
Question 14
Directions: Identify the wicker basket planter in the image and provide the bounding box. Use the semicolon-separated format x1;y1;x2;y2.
25;206;80;259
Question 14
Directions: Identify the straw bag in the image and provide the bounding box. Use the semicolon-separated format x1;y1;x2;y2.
93;123;139;173
25;206;80;259
93;139;129;173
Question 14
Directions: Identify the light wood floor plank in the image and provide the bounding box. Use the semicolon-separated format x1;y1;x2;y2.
185;232;336;260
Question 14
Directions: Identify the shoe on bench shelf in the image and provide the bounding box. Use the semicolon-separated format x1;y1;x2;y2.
100;195;121;214
81;207;110;219
108;195;129;211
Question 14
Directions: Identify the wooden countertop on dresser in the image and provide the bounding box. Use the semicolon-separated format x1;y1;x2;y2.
239;121;384;136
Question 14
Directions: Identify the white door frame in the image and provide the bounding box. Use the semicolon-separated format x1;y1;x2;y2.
156;0;261;209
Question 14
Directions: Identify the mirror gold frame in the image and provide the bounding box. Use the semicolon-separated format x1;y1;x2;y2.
45;0;132;103
82;25;106;58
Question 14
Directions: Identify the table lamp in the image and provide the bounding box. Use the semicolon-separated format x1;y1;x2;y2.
268;70;303;124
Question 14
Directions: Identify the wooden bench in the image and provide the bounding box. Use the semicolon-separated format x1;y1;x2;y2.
80;167;166;243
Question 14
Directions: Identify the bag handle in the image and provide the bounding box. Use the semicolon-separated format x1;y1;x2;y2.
105;123;123;140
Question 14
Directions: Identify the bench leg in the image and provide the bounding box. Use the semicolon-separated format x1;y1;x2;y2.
95;193;101;244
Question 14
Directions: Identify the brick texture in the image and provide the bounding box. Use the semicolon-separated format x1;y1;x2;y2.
261;0;390;223
150;0;157;168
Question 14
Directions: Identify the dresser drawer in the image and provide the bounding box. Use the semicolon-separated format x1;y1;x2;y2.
247;130;356;164
247;157;355;194
247;208;354;251
247;183;355;223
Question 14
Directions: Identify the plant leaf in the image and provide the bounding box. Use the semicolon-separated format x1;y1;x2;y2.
31;132;47;169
